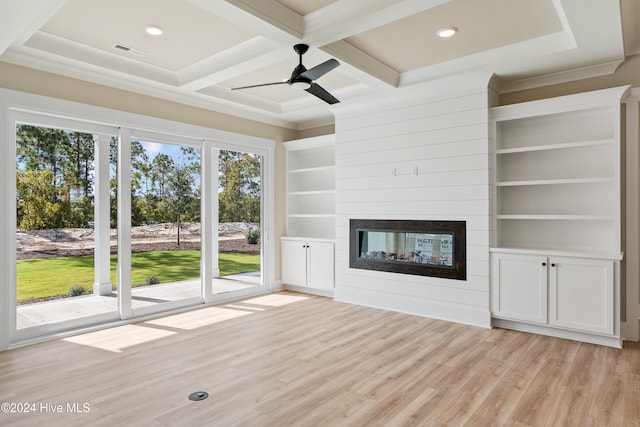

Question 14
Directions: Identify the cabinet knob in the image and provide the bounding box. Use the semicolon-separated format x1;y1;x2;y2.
542;262;546;266
551;263;556;267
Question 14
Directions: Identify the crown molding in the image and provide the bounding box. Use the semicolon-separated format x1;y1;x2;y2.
499;60;623;94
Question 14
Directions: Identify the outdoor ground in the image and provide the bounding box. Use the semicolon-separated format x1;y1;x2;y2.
16;222;260;260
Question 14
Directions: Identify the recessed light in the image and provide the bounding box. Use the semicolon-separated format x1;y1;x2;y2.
145;25;164;36
436;26;458;38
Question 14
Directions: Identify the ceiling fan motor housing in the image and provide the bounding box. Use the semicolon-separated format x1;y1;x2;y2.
293;44;309;56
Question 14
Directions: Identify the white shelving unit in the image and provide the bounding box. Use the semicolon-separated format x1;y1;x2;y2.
491;88;627;256
284;135;336;240
282;135;335;296
490;86;630;347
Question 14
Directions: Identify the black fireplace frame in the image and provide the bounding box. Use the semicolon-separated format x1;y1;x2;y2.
349;219;466;280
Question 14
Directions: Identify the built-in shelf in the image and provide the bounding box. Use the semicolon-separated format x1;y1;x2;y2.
496;215;613;221
496;177;614;187
284;135;336;240
495;138;614;155
288;165;335;174
282;135;336;295
490;86;629;348
288;190;336;196
491;86;627;256
288;214;336;218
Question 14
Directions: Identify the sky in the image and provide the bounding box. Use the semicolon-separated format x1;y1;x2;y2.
140;140;191;162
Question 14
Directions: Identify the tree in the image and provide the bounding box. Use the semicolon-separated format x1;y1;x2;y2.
165;163;196;245
16;125;68;185
62;132;95;227
16;169;59;230
16;125;210;233
109;137;119;227
151;153;174;198
63;132;95;198
218;151;261;223
16;125;96;229
148;147;201;232
130;141;151;226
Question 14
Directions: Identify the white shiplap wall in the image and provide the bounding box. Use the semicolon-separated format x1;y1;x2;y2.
333;76;493;327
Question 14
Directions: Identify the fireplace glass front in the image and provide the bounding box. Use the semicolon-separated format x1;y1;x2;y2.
360;231;454;266
350;219;466;280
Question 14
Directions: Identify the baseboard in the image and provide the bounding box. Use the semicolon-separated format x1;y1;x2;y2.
621;318;640;342
271;280;284;292
492;318;623;348
334;286;491;328
284;284;334;298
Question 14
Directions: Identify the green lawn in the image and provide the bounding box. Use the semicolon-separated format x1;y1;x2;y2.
16;250;260;302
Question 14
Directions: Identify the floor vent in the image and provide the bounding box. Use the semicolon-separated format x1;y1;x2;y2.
188;391;209;401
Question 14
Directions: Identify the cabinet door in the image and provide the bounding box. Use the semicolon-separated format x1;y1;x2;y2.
491;253;547;324
549;257;614;335
281;239;308;287
307;241;334;290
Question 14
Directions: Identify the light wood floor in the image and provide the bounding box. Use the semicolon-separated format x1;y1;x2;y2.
1;291;639;426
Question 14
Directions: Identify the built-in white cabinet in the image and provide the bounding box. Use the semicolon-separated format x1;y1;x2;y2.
549;257;614;335
491;253;547;325
281;238;334;293
282;135;335;296
490;86;629;347
492;253;614;335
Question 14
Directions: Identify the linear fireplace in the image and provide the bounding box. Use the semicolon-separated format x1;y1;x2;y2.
349;219;466;280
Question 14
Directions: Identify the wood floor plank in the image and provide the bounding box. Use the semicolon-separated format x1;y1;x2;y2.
0;291;639;426
433;332;529;425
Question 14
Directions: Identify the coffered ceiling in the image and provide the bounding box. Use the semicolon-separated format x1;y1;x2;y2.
0;0;635;129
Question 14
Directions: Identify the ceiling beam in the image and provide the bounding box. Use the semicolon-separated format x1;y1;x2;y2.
304;0;452;89
322;40;399;88
303;0;452;45
224;0;304;39
187;0;302;45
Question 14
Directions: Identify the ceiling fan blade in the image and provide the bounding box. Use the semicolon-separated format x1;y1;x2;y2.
299;58;340;81
305;83;340;104
231;81;288;90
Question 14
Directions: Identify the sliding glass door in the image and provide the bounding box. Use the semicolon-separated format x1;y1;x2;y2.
126;136;203;316
9;112;272;344
214;149;263;295
13;121;120;340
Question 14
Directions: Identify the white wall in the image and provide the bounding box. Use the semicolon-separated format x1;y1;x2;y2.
332;73;493;327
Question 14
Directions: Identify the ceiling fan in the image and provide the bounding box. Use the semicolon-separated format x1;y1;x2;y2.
231;44;341;104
